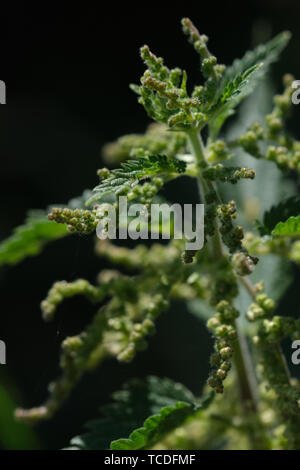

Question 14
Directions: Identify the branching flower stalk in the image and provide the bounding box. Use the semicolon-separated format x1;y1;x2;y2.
3;17;300;450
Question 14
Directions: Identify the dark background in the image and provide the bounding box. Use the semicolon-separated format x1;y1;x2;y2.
0;0;300;449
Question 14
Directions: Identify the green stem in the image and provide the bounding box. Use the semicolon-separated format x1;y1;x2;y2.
188;130;223;259
188;129;208;168
188;128;264;446
233;323;257;412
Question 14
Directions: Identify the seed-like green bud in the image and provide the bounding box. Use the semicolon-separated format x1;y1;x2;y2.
220;347;233;359
216;368;227;380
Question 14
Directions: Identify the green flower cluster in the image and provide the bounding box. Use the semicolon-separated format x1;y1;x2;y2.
48;207;98;233
203;164;255;184
207;301;239;393
266;74;294;140
241;286;300;449
215;201;258;275
135;45;204;130
206;140;232;163
246;292;275;324
118;294;169;362
181;18;225;109
131;18;226;132
210;257;238;305
235;75;300;174
41;279;106;321
102;123;187;165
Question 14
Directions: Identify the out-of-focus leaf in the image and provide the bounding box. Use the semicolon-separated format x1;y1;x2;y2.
0;211;68;266
0;190;94;267
0;372;41;450
272;215;300;237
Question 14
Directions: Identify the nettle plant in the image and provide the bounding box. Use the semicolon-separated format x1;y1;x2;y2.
2;18;300;450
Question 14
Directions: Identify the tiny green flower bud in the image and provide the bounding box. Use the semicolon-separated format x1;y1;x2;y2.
220;347;233;359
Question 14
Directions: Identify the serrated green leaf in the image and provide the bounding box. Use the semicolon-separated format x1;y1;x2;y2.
258;196;300;235
223;31;291;85
112;390;214;451
209;31;291;137
220;64;262;104
209;65;262;136
272;215;300;237
86;155;186;206
210;64;262;122
67;376;214;450
110;402;193;450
